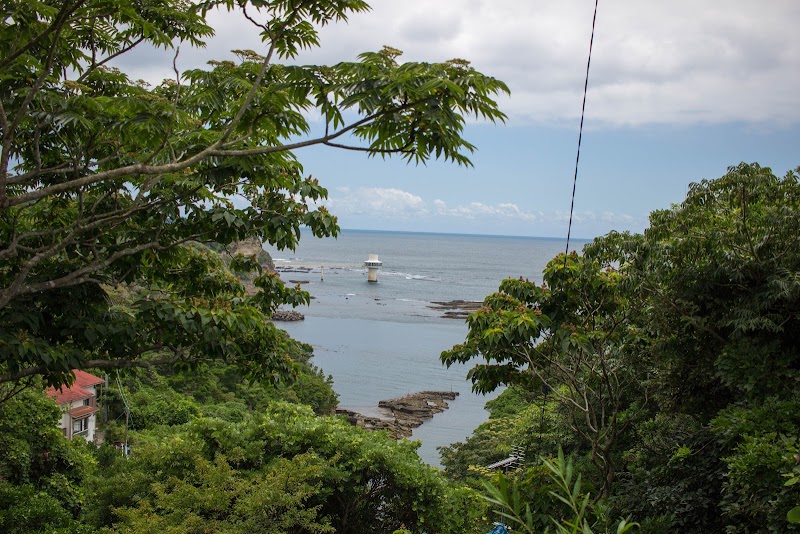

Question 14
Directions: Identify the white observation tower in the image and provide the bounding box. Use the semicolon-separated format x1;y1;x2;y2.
364;254;382;283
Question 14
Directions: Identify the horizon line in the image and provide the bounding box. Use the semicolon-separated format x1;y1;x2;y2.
303;226;596;241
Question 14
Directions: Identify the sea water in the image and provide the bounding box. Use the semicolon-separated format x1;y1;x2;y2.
266;229;583;466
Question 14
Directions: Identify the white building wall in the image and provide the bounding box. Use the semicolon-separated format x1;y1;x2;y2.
87;413;97;442
56;393;98;442
59;411;70;437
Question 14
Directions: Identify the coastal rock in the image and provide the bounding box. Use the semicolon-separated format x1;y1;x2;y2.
229;237;275;271
230;239;277;296
229;237;262;258
276;266;313;273
427;300;482;319
337;390;459;440
258;250;276;272
441;311;471;319
271;310;305;321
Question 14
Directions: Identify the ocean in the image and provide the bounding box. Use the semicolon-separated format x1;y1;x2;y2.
265;229;584;466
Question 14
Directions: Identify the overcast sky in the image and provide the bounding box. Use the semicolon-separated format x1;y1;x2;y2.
116;0;800;238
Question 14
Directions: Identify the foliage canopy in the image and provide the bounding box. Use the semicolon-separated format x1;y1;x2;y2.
447;163;800;532
0;0;509;388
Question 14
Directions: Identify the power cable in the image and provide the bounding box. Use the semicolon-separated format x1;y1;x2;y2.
564;0;600;259
537;0;601;462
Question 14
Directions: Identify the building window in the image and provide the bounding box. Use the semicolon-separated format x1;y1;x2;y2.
82;397;91;406
72;417;89;437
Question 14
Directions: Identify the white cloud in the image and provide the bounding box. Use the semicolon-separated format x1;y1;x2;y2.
322;187;427;217
316;188;644;234
303;0;800;126
110;0;800;128
432;199;541;221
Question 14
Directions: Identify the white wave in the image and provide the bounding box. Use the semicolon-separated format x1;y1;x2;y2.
382;270;440;282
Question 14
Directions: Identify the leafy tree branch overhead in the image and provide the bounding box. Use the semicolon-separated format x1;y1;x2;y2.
0;0;509;388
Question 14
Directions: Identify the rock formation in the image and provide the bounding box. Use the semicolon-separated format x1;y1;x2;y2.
271;310;305;321
427;300;482;319
336;391;459;439
229;237;275;272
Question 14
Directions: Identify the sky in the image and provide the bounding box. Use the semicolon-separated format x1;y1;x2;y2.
115;0;800;239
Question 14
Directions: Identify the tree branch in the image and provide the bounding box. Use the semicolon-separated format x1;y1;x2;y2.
0;0;86;71
0;349;172;385
323;140;414;155
4;87;429;208
76;36;146;83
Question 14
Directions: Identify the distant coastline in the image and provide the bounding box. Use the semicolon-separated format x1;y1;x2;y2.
312;226;595;242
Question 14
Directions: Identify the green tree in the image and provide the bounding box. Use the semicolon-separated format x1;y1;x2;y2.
0;0;509;389
612;163;800;531
111;453;336;534
442;251;648;497
0;387;98;531
440;387;574;484
87;403;486;533
587;163;800;425
447;163;800;532
483;449;637;534
617;163;800;418
0;481;97;533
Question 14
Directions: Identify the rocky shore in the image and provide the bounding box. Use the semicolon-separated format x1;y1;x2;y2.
427;299;483;319
336;390;459;439
276;265;315;274
271;310;305;321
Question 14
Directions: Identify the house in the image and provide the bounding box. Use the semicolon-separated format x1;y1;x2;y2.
46;369;104;443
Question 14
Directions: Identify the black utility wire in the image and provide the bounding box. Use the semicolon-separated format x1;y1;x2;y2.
564;0;600;259
537;0;601;463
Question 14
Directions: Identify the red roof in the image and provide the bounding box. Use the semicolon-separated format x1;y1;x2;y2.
46;370;103;405
69;405;98;418
73;369;104;388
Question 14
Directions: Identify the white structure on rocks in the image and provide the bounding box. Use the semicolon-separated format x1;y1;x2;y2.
364;254;382;283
